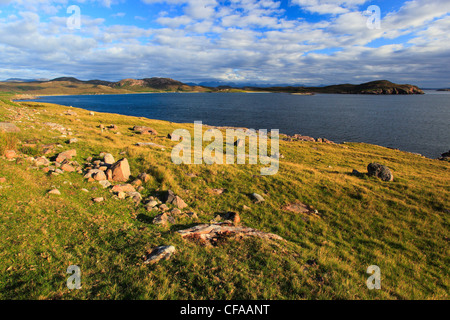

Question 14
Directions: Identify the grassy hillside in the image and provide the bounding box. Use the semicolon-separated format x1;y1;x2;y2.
0;95;448;300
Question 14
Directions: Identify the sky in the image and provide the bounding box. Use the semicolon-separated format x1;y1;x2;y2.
0;0;449;87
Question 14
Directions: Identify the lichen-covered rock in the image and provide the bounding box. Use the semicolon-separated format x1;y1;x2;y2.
144;245;175;264
367;163;394;182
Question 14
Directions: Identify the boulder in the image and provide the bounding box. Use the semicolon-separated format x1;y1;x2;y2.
61;163;76;172
367;163;394;182
55;149;76;163
133;126;158;135
103;153;115;165
99;180;111;189
143;245;175;264
111;184;135;193
34;157;51;166
93;197;104;203
153;213;174;225
92;171;107;181
110;158;130;182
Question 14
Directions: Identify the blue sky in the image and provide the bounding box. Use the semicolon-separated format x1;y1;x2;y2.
0;0;449;87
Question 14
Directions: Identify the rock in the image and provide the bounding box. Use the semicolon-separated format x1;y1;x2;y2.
367;163;394;182
164;190;188;209
243;205;251;211
131;179;142;187
117;191;126;199
224;212;241;225
111;184;135;193
143;245;175;264
55;149;76;163
293;134;315;142
438;150;450;161
103;153;115;165
127;191;142;203
0;122;20;133
68;138;78;144
0;177;6;183
34;157;50;166
138;172;151;183
93;197;104;203
99;180;111;188
170;208;182;215
108;124;118;130
147;200;159;208
89;112;95;116
4;150;17;159
133;126;158;135
282;202;317;215
209;188;226;195
81;188;89;193
110;158;130;182
159;204;169;212
177;223;284;245
252;193;265;203
61;163;76;172
153;213;174;225
106;169;113;181
93;171;107;181
84;169;103;179
352;169;362;176
48;189;61;195
186;212;198;219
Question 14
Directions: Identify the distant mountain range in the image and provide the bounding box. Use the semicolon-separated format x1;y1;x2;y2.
1;77;425;95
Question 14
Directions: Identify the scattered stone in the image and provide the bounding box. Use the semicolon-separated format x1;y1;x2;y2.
55;149;76;163
0;122;20;133
4;150;17;160
367;163;394;182
93;197;104;203
131;179;142;187
110;158;131;182
159;204;169;212
138;172;151;183
127;191;142;203
153;212;174;225
143;245;175;264
68;138;78;144
164;190;188;209
243;205;251;211
89;112;95;116
34;157;51;166
282;202;320;217
251;193;265;203
117;191;126;199
186;212;198;219
209;188;226;195
0;177;6;183
48;189;61;195
112;184;135;193
170;208;182;215
99;180;111;188
133;126;158;135
81;188;89;193
224;212;241;225
93;171;107;181
103;153;115;165
177;222;284;245
106;169;113;181
61;163;76;172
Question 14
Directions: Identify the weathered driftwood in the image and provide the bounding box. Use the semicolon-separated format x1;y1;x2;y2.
177;222;283;244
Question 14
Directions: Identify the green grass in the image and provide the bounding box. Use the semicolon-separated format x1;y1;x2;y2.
0;96;448;300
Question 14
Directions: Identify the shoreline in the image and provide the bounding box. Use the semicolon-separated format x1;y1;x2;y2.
13;98;444;160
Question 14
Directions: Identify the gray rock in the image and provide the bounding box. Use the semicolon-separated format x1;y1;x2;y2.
153;212;174;225
367;163;394;182
252;193;265;203
144;245;175;264
99;180;111;188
